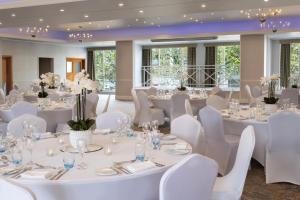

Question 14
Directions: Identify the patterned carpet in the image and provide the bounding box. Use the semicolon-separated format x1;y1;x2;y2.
146;126;300;200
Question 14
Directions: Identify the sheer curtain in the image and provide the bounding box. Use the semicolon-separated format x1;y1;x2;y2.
280;43;290;88
205;46;216;87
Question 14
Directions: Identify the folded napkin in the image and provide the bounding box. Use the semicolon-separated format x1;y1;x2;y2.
94;129;112;135
124;161;156;173
20;169;53;179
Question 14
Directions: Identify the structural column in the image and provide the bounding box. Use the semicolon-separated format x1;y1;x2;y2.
115;40;134;100
240;34;265;102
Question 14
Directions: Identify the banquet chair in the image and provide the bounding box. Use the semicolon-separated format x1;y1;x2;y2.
206;95;228;111
11;101;38;118
136;91;165;126
245;85;257;105
102;94;111;113
199;106;240;175
0;178;36;200
160;154;218;200
96;111;128;131
0;88;6;104
86;93;99;118
147;87;157;96
184;99;194;116
252;85;262;98
211;126;255;200
266;112;300;185
209;86;221;96
131;89;141;125
171;114;204;154
170;93;190;121
278;88;299;105
7;114;47;138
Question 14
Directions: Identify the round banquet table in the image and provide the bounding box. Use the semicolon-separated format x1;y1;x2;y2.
222;109;272;166
12;132;190;200
0;103;72;133
149;95;206;117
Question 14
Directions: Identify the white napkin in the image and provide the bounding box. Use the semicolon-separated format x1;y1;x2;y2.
20;169;53;179
94;129;111;135
124;161;156;173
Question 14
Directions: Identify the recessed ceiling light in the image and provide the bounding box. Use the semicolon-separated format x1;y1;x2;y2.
0;22;2;25
135;18;139;22
11;13;16;17
106;25;110;28
67;28;70;31
151;22;154;25
39;18;44;22
195;19;199;22
264;0;269;2
88;22;92;25
46;25;50;28
201;4;206;8
183;14;187;18
240;10;244;14
60;9;65;12
84;14;89;18
143;21;147;24
118;2;124;7
139;10;144;14
190;17;193;20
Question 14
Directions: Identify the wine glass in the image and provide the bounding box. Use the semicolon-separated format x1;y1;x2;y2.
25;137;35;165
76;139;87;170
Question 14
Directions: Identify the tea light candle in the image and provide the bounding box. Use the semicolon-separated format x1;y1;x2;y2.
104;144;112;155
112;137;117;144
47;148;54;156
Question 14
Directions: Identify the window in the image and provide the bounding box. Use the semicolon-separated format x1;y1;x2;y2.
290;43;300;76
149;47;188;86
94;49;116;92
216;45;240;89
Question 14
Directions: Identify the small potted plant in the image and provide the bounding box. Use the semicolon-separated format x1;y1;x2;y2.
260;74;280;113
177;69;188;91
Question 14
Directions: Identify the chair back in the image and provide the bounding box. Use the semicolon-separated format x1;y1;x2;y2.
96;111;128;131
171;114;204;154
102;94;111;113
131;89;141;124
209;86;220;96
136;91;152;125
86;93;99;118
245;84;256;104
206;95;228;110
184;99;193;116
0;88;5;104
279;88;299;105
160;154;218;200
0;179;36;200
223;126;255;198
170;93;189;121
11;101;38;118
7;114;47;137
252;86;262;98
147;87;157;96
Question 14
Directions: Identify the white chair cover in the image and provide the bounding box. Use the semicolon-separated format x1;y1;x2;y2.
278;88;299;105
160;154;218;200
7;114;47;137
171;114;204;154
252;86;262;98
136;91;165;126
212;126;255;200
131;89;141;125
209;86;221;96
266;112;300;185
96;111;128;131
170;93;190;121
0;88;6;104
86;93;99;118
0;179;36;200
199;106;240;175
184;99;193;116
11;101;38;118
102;94;111;113
147;87;157;96
245;85;256;105
206;95;228;111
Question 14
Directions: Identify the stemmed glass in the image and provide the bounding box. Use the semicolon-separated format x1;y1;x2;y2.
25;137;35;165
76;139;88;170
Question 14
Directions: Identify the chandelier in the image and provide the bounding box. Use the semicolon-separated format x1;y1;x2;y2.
19;25;50;37
241;8;282;23
68;26;93;42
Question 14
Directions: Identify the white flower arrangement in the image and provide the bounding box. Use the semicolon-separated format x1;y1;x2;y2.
73;70;100;93
260;74;280;86
40;72;60;89
260;74;280;103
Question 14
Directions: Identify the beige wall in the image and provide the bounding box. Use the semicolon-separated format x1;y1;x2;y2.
115;41;134;100
240;34;265;102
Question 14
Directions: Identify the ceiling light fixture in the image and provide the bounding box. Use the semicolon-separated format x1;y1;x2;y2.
264;0;269;2
60;9;65;12
11;13;16;17
66;28;70;31
139;10;144;14
39;18;44;22
69;26;93;42
201;4;206;8
118;2;124;7
84;14;89;18
135;18;139;22
0;22;2;25
183;14;187;18
19;26;49;37
88;22;92;25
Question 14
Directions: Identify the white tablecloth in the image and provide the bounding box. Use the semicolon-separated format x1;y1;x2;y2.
150;96;206;117
13;133;190;200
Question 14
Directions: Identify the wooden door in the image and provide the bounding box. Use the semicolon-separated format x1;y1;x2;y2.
2;56;13;94
39;57;54;77
66;58;85;81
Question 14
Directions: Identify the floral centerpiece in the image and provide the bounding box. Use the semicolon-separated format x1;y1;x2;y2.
289;74;300;88
177;69;188;91
260;74;280;104
67;70;99;148
40;72;60;89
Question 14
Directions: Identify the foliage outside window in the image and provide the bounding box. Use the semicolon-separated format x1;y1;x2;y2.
94;49;116;92
290;43;300;76
216;45;240;88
